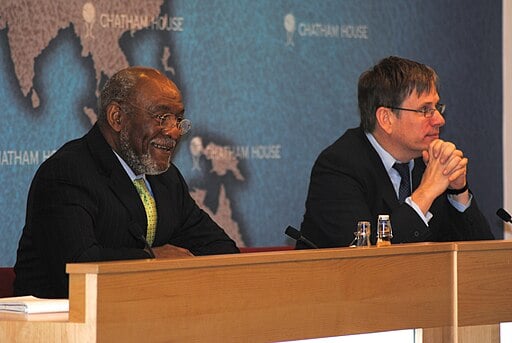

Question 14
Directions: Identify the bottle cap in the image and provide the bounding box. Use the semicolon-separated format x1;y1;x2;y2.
378;214;389;220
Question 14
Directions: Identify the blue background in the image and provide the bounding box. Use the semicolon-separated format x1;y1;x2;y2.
0;0;503;265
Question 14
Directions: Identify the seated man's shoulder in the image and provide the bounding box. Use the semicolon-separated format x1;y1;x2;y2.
36;138;95;180
319;128;367;163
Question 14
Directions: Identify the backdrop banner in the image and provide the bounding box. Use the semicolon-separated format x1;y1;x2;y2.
0;0;502;265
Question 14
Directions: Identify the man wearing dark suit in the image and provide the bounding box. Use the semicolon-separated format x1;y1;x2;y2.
14;67;239;298
298;56;494;249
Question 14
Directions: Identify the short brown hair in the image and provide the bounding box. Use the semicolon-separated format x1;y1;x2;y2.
358;56;439;132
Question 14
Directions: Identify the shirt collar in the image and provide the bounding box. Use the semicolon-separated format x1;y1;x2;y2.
113;150;144;182
365;132;414;172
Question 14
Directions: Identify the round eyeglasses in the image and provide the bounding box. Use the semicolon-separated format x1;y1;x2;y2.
124;102;191;135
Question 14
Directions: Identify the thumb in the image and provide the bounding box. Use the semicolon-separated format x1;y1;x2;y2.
422;150;430;164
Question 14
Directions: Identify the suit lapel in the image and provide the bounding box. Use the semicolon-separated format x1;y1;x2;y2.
85;125;148;237
412;157;425;191
358;129;400;209
108;169;146;224
147;175;173;245
379;164;400;209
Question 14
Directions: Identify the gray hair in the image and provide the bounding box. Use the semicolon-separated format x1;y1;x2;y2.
97;68;139;126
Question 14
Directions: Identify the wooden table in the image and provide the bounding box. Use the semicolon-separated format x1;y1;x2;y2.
0;241;510;342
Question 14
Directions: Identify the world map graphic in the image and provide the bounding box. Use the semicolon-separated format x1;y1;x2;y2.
0;0;246;253
0;0;503;266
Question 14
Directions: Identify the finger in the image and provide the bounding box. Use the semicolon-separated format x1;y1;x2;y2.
429;139;443;159
443;155;466;175
447;158;468;181
422;150;430;164
438;142;456;164
448;167;467;183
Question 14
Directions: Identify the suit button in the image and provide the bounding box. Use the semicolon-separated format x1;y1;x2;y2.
414;231;420;237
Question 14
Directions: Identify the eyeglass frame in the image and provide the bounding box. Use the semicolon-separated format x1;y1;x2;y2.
384;103;446;118
121;101;191;135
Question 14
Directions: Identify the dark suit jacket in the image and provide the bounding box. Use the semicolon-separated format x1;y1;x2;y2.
14;124;239;298
298;127;494;249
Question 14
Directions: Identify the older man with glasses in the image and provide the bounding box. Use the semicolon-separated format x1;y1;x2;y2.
297;56;494;249
14;66;239;299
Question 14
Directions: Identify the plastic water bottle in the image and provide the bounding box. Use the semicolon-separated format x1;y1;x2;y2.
376;214;393;247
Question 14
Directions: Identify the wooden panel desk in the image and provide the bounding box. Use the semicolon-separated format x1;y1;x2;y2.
422;240;512;343
0;241;507;342
457;240;512;326
455;240;512;342
0;243;455;342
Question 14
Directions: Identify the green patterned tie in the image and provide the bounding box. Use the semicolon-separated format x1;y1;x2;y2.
133;178;157;246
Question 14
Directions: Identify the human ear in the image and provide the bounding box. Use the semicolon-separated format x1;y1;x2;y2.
106;103;123;132
375;106;393;134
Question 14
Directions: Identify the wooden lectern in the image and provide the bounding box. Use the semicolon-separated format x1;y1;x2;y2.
0;241;511;342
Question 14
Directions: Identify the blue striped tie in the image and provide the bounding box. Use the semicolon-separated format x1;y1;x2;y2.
393;163;411;204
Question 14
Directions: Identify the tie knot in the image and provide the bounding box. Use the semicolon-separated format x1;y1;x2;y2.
393;162;410;178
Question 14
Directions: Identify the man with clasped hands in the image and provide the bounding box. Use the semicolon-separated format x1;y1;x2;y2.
297;56;494;249
14;67;239;298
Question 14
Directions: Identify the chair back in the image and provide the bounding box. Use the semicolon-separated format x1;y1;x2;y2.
0;267;15;298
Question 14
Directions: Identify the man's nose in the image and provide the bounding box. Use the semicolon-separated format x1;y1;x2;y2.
161;125;181;140
432;110;445;127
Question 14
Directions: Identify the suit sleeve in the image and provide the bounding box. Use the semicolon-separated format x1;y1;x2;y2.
27;158;151;269
431;192;495;241
299;148;377;248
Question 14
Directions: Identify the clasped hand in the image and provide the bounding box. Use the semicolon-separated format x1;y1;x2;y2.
412;139;469;213
422;139;467;194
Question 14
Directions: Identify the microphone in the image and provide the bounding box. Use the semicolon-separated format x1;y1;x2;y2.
127;221;156;258
285;226;318;249
497;208;512;223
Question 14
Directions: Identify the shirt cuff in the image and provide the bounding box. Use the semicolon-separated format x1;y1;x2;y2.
447;192;473;212
405;197;433;226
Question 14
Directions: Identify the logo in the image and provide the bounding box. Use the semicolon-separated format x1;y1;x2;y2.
190;136;204;171
81;2;184;37
284;14;296;46
188;135;282;172
284;12;369;45
82;2;96;39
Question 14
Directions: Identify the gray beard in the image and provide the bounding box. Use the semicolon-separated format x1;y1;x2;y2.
118;128;170;175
